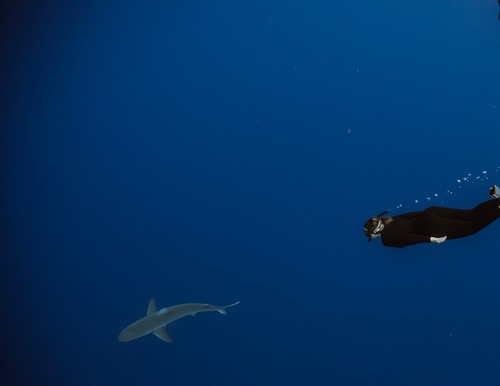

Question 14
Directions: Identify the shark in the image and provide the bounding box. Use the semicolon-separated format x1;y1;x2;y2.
118;298;240;343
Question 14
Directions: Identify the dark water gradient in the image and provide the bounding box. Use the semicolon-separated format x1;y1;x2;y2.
2;1;500;385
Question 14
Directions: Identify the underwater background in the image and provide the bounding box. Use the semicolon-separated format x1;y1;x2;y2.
2;1;500;385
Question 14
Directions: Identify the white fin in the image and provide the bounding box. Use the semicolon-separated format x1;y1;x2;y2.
147;298;158;315
224;301;240;308
153;326;173;343
218;301;240;314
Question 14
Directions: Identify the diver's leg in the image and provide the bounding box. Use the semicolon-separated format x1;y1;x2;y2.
424;198;500;221
423;206;475;221
470;198;500;233
472;198;500;213
420;199;500;239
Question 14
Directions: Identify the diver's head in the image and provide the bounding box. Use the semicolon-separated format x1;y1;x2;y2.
364;211;389;242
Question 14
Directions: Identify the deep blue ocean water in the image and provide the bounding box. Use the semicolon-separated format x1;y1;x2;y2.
2;1;500;385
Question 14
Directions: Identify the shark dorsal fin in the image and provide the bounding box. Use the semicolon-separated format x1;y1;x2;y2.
147;298;158;315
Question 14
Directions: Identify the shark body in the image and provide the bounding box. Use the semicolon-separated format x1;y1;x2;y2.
118;298;240;343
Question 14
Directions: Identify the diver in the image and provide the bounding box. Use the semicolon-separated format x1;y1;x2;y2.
364;185;500;248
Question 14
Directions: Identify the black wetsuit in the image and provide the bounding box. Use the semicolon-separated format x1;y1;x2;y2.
380;198;500;248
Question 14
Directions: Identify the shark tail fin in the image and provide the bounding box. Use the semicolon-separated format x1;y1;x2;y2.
218;301;240;315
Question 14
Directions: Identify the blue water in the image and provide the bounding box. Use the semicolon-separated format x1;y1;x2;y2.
3;1;500;385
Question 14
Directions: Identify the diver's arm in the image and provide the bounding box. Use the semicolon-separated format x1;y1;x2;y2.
381;232;432;248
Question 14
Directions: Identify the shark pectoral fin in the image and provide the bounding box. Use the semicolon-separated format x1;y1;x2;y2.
153;327;173;343
147;298;158;315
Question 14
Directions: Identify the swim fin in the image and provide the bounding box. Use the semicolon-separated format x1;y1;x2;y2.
489;185;500;199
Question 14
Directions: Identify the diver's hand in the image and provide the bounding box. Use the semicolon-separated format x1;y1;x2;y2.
430;236;447;244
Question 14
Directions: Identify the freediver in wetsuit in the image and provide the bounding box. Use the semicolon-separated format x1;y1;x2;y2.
364;186;500;248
